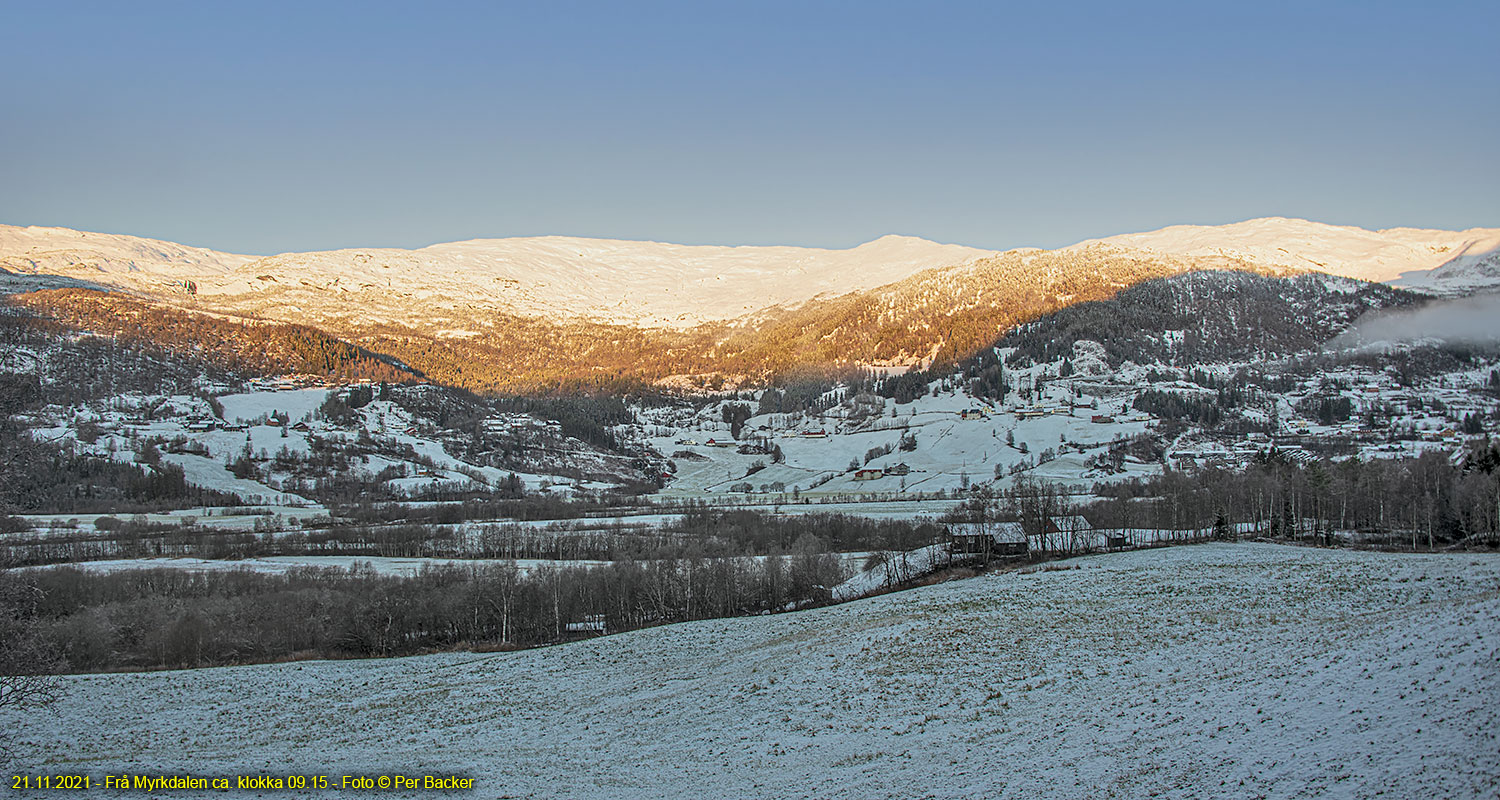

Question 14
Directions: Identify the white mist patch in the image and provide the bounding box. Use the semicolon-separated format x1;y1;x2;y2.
1332;292;1500;347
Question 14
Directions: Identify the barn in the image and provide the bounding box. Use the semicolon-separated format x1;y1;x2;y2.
1032;515;1106;553
947;522;1028;557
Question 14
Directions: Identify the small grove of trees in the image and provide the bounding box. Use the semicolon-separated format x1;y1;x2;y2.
865;443;894;464
1298;395;1354;426
721;402;753;439
493;393;635;452
1133;389;1231;428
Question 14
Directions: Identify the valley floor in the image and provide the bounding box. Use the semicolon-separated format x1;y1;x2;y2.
7;543;1498;799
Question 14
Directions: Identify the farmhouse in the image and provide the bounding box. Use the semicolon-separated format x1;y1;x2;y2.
853;468;884;481
947;522;1027;557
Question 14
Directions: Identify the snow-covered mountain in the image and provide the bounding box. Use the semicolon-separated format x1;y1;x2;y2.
0;224;255;291
0;226;992;328
4;217;1497;336
4;217;1495;392
1073;216;1500;287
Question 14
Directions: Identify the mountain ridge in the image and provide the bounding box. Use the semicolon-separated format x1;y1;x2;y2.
4;217;1496;330
4;217;1496;393
0;225;994;329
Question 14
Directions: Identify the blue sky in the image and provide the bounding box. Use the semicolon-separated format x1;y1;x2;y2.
3;1;1496;255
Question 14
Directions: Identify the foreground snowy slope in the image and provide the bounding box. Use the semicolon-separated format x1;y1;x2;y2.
10;544;1497;799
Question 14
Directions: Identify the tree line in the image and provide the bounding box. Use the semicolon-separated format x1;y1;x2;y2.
4;508;942;570
1085;444;1500;548
3;540;851;673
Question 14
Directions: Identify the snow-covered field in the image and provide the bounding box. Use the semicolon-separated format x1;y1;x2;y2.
648;387;1161;499
10;543;1497;799
218;388;331;424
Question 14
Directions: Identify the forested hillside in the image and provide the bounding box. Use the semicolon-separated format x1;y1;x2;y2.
9;290;418;386
993;271;1418;368
8;245;1300;395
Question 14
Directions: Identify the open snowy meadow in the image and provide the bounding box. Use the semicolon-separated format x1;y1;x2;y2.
8;543;1497;799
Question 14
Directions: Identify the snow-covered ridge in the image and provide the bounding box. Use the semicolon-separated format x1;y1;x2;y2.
0;224;256;295
0;224;256;273
0;225;991;328
3;217;1497;333
1072;216;1500;285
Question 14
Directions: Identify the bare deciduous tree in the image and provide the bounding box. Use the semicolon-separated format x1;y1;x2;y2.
1;576;62;759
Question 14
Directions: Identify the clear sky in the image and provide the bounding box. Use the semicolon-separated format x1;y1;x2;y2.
3;0;1496;255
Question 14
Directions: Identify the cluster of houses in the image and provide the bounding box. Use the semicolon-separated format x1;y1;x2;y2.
853;462;912;481
482;413;559;434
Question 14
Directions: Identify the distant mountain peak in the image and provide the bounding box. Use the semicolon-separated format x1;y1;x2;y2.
1072;217;1500;284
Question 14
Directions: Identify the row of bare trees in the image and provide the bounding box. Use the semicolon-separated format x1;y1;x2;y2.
0;541;849;674
946;445;1500;551
1090;446;1500;547
4;507;942;570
